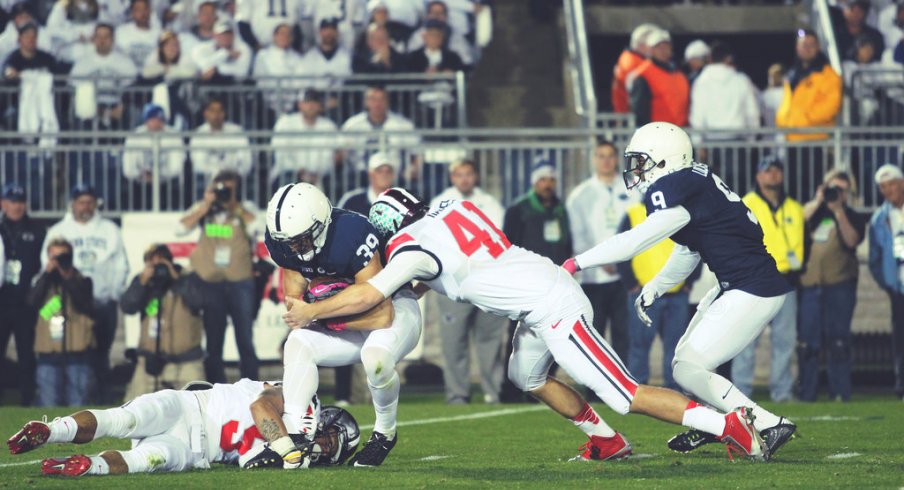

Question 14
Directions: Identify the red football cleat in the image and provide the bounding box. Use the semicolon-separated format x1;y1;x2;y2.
7;420;50;455
42;455;92;477
719;407;766;461
569;433;633;461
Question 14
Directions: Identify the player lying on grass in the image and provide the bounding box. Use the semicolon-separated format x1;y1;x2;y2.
561;122;797;457
6;379;359;476
265;183;423;467
281;188;767;462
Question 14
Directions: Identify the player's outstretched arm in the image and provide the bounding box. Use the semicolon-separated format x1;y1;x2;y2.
250;386;288;443
645;244;701;296
568;206;691;272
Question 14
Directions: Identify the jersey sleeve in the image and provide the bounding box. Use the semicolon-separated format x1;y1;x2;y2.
368;243;441;298
644;169;703;215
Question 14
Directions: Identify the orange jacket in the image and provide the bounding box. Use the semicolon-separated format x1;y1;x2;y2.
611;49;645;113
775;63;842;141
631;59;690;126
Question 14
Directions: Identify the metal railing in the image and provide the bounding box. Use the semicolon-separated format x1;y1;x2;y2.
0;73;468;133
3;126;901;218
563;0;598;130
847;67;904;127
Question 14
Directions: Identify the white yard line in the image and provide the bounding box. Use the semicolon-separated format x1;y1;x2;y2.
0;459;43;468
632;453;657;459
798;416;863;422
826;452;862;459
418;455;452;461
360;405;548;431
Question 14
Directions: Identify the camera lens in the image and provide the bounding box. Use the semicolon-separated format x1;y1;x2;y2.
56;252;73;270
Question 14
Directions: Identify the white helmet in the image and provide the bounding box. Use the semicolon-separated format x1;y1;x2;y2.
623;122;693;193
267;183;332;261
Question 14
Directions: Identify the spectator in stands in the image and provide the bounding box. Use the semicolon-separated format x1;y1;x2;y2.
189;98;253;196
731;157;804;402
341;85;420;180
253;23;304;113
503;160;571;265
115;0;161;69
760;63;784;128
836;0;884;62
30;237;95;407
235;0;305;52
271;88;340;187
0;3;52;64
141;30;197;82
683;39;710;86
45;0;100;66
120;243;205;399
337;151;399;214
193;20;252;84
360;1;409;52
566;140;635;362
407;19;464;73
430;158;507;405
296;18;353;90
0;183;46;406
122;103;186;183
352;22;408;74
308;0;367;53
611;23;658;113
43;184;129;404
628;28;689;127
799;169;867;402
617;202;688;390
776;29;842;140
406;0;474;67
374;0;423;34
178;0;218;55
2;23;59;81
878;1;904;62
868;164;904;401
179;170;259;383
69;23;138;130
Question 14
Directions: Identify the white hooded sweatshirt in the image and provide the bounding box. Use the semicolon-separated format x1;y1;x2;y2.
42;211;129;303
689;63;761;141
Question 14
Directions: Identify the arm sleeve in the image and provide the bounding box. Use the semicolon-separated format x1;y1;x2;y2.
367;249;440;298
574;206;691;270
614;214;638;290
647;244;702;296
119;275;148;314
174;272;206;313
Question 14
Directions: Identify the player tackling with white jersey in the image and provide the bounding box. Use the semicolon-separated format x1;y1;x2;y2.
561;122;797;457
281;188;769;462
5;380;360;476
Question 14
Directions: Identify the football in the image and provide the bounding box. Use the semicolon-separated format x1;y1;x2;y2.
303;277;352;304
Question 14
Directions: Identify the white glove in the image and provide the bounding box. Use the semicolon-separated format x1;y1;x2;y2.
696;286;721;313
634;285;660;327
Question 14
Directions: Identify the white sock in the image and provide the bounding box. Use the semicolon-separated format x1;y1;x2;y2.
675;362;781;432
47;416;78;443
571;403;617;438
282;360;319;426
88;456;109;475
681;401;726;436
369;372;400;438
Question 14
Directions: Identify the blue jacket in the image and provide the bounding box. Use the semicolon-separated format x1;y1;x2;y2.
869;202;904;293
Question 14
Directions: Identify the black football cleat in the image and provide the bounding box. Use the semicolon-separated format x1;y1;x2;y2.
760;418;797;458
348;431;396;467
667;429;720;453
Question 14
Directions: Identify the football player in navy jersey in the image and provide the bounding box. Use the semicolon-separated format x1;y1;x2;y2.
562;122;797;458
265;183;423;468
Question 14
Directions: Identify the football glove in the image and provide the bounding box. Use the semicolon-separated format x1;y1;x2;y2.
634;285;660;327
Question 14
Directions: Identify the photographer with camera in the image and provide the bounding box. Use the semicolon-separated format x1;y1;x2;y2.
28;238;95;407
179;170;259;383
120;244;205;399
798;169;868;402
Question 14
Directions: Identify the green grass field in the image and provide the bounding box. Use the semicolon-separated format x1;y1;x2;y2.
1;394;902;489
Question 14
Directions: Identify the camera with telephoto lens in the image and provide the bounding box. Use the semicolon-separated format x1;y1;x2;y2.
824;185;842;202
55;252;73;271
209;181;234;214
148;262;173;290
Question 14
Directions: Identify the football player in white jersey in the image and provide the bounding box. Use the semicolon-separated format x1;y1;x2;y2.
5;380;357;476
561;122;797;458
281;188;768;462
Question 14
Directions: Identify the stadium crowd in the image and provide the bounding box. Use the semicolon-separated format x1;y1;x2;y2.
0;1;903;412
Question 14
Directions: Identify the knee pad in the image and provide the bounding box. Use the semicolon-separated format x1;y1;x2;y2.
360;346;396;387
671;359;706;388
828;339;850;362
506;354;547;392
283;330;316;367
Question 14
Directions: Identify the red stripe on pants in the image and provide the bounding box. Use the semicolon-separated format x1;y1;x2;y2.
572;321;638;396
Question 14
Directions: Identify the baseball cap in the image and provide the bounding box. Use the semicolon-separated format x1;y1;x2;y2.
629;23;660;50
70;183;98;200
645;29;671;48
368;152;400;173
1;183;25;202
142;103;166;123
319;17;339;29
875;164;904;184
213;19;234;34
684;39;710;62
757;156;784;173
